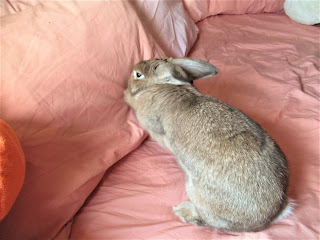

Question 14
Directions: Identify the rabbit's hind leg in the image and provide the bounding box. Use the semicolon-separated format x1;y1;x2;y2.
173;201;204;226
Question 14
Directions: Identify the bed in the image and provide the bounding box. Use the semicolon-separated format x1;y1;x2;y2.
0;1;319;239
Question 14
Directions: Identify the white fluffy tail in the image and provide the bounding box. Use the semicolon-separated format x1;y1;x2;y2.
272;198;296;223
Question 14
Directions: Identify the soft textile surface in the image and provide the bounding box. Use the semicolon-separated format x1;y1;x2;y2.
0;1;197;239
70;13;319;239
182;0;284;22
0;119;25;221
0;0;37;16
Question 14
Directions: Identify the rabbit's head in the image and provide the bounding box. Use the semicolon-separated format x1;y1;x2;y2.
125;58;218;101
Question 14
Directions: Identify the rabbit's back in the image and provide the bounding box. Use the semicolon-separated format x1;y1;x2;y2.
141;84;289;230
140;84;288;179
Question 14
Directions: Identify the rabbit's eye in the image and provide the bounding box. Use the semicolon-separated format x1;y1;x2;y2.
134;71;144;79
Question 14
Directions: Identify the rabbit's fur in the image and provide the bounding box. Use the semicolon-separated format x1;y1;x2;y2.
124;58;293;232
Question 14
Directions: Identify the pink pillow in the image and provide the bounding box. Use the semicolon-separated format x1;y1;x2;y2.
183;0;285;22
0;1;197;239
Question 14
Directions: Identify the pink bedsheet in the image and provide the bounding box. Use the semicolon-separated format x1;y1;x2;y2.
70;14;319;239
1;0;319;239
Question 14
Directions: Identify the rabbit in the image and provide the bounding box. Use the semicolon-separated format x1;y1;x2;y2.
124;58;294;232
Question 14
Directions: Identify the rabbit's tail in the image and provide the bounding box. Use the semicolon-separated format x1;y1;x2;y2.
272;197;296;223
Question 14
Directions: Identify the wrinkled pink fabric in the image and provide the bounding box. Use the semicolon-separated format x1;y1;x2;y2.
0;0;38;16
70;14;319;239
0;1;197;239
182;0;285;22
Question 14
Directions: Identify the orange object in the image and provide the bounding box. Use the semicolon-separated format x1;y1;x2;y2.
0;119;25;221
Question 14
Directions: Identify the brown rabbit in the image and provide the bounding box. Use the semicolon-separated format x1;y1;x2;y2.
124;58;294;232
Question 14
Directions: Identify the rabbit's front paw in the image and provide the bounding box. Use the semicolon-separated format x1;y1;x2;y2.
173;201;204;226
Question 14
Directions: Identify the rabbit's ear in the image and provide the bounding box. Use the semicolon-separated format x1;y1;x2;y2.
156;64;190;85
169;58;218;81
